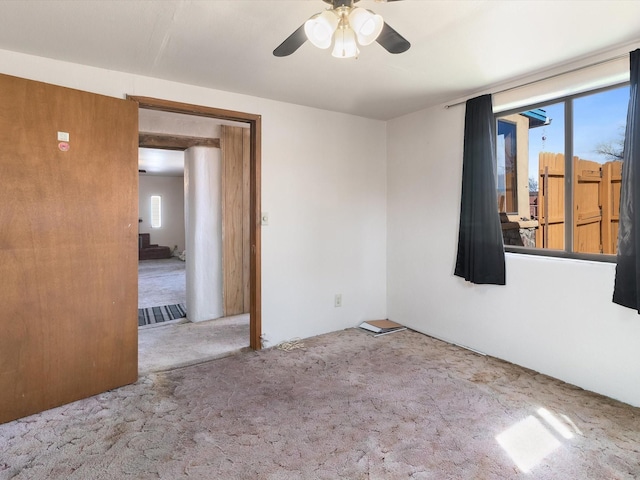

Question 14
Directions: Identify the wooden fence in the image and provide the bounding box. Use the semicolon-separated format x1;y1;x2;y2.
536;153;621;254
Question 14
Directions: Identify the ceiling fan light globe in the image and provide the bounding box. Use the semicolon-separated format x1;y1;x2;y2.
331;26;359;59
349;7;383;46
304;11;339;49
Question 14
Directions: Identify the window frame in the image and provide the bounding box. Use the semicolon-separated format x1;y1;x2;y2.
495;81;629;263
496;118;520;215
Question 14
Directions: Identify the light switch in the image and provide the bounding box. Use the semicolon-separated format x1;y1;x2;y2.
261;212;269;226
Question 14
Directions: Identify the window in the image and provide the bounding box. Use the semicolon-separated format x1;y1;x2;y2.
150;195;162;228
495;84;629;259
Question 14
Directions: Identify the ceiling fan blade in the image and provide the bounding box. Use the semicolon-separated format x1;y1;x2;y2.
376;22;410;54
273;24;307;57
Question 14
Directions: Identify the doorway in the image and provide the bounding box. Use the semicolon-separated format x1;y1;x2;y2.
138;144;186;320
137;148;186;322
129;95;262;367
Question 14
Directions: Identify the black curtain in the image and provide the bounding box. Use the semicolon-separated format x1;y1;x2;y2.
613;49;640;310
454;94;506;285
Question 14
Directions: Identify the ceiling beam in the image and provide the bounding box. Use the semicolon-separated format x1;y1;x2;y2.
139;132;220;150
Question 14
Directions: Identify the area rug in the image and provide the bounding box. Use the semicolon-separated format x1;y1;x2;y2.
138;303;186;326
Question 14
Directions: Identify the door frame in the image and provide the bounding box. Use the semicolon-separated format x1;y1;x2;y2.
129;95;262;350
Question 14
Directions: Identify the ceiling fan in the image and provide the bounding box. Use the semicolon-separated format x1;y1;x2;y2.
273;0;410;59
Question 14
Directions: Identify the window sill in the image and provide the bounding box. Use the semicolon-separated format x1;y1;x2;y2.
504;245;616;263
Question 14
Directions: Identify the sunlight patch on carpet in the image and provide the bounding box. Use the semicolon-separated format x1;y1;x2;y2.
496;415;562;473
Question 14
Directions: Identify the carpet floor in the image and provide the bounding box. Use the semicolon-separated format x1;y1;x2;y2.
138;258;186;309
136;257;248;375
138;314;250;376
1;328;638;479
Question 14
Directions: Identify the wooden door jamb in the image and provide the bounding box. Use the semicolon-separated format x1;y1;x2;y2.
128;95;262;350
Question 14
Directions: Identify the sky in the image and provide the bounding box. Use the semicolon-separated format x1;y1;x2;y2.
526;84;629;182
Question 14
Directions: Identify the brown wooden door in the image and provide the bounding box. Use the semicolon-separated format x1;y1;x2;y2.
0;74;139;424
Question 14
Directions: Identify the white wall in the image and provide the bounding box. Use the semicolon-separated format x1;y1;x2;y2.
3;47;638;406
263;105;387;344
387;88;640;407
0;49;387;347
138;174;185;252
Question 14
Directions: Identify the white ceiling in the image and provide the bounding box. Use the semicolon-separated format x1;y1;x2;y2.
139;148;185;177
1;1;640;120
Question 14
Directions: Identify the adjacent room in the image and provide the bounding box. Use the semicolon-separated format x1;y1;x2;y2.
136;109;252;374
0;1;639;478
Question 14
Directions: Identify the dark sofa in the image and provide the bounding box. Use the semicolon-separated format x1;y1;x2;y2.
138;233;172;260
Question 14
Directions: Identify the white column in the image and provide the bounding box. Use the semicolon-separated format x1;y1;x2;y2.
184;146;223;322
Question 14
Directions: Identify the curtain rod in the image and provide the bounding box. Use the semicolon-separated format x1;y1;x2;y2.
444;52;630;109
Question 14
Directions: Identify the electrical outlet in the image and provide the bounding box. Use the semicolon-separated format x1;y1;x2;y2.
334;294;342;307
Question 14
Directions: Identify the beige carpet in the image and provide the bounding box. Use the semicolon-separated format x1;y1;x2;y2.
138;258;186;309
138;314;250;375
1;328;638;479
137;257;249;376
